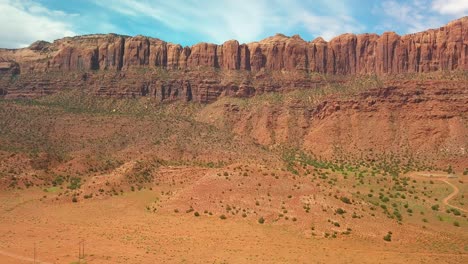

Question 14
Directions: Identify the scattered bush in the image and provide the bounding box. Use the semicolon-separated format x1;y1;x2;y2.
383;232;392;242
52;176;64;186
340;197;351;204
336;208;346;215
447;208;461;216
68;177;81;190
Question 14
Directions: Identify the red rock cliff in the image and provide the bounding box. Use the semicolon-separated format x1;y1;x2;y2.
0;17;466;102
1;16;466;74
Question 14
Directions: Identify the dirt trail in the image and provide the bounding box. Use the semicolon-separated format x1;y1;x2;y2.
441;179;467;213
0;249;52;264
411;172;467;213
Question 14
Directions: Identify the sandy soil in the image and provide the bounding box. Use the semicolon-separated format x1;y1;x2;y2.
1;185;467;264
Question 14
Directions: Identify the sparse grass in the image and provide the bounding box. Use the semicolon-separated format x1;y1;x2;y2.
44;186;59;193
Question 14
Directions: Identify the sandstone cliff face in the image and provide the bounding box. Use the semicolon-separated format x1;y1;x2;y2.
202;80;468;159
2;17;467;74
0;17;466;101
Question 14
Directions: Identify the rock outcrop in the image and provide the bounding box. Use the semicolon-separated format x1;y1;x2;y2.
0;17;466;102
206;79;468;159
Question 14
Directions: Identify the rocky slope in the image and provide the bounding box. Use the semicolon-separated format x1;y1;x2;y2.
198;78;467;162
0;17;467;101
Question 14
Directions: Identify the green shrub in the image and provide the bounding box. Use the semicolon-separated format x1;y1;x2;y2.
380;196;390;203
383;232;392;242
431;204;440;211
258;217;265;224
220;214;227;220
448;208;461;216
52;176;64;186
336;208;346;215
340;197;351;204
68;177;81;190
447;165;453;174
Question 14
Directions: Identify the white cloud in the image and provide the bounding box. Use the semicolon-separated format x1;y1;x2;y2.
269;0;365;41
0;0;76;48
1;0;465;49
91;0;364;43
298;13;364;41
373;0;465;34
432;0;468;16
373;0;452;33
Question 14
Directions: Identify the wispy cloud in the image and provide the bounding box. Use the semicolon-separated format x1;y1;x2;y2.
374;0;467;34
432;0;468;16
90;0;364;43
0;0;76;48
375;0;442;33
1;0;466;49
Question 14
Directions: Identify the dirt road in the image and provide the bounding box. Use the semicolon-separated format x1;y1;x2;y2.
441;179;467;213
412;172;466;213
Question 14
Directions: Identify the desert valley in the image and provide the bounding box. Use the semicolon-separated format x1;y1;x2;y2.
0;9;467;264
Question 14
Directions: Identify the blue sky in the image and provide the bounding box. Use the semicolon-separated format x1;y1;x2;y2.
0;0;467;48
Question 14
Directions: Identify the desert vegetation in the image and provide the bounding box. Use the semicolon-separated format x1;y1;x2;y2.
0;74;466;263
